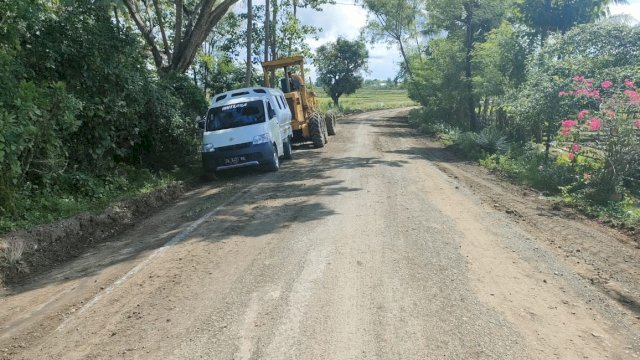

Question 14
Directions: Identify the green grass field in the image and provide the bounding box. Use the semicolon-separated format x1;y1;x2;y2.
314;88;417;113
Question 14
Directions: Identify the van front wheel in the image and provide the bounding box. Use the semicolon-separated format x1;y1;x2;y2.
265;144;280;172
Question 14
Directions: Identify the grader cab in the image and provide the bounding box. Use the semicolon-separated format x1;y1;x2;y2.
261;56;336;148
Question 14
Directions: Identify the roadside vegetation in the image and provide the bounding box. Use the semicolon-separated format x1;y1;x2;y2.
366;0;640;227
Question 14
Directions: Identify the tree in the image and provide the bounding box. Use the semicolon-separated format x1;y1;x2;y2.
121;0;240;74
515;0;625;46
425;0;508;131
362;0;422;79
245;0;253;86
315;38;368;107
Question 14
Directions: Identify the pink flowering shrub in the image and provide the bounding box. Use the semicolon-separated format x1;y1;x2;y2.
558;76;640;201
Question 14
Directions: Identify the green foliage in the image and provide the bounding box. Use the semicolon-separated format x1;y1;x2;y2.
315;38;369;107
0;165;186;234
476;126;509;154
480;148;577;193
515;0;617;41
407;107;458;135
450;132;482;159
407;38;469;128
0;1;206;230
473;21;529;97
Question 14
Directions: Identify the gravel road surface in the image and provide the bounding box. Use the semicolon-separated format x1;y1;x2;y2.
1;108;639;359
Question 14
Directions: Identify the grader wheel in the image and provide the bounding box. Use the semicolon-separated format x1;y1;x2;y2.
309;113;325;148
321;115;329;144
325;112;337;136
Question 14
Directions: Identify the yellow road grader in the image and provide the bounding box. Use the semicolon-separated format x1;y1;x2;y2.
261;56;337;148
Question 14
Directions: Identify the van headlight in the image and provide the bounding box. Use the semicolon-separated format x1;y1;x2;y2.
202;143;215;153
253;133;271;145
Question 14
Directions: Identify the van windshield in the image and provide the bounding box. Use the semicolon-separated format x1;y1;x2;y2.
206;100;266;131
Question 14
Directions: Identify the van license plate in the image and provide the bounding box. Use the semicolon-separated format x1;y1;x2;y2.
225;156;246;165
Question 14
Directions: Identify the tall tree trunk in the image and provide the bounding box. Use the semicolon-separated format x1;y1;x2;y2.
332;94;339;107
153;0;171;58
173;0;183;62
246;0;253;86
113;5;121;34
463;1;478;132
271;0;278;61
265;0;270;62
482;97;489;125
397;38;413;80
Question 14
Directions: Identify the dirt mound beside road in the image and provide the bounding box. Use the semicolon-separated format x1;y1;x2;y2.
0;183;186;288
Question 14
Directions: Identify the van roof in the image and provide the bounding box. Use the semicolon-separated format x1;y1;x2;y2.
210;87;283;107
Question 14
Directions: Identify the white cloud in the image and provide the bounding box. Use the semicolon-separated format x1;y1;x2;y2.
609;1;640;22
298;3;401;80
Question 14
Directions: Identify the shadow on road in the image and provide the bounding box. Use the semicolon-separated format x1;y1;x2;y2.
4;142;408;296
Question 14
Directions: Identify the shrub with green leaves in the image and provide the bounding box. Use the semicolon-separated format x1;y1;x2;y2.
0;1;206;230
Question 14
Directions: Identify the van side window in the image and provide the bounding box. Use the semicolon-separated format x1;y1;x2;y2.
267;101;276;118
275;96;283;110
281;96;288;109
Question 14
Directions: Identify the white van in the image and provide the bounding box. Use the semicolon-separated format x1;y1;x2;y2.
201;87;293;176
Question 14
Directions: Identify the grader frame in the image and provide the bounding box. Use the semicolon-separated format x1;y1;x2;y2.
261;56;335;147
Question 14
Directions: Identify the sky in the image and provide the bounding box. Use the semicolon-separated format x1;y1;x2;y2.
235;0;640;81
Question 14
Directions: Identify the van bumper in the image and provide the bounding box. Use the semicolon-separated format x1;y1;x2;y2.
202;142;273;172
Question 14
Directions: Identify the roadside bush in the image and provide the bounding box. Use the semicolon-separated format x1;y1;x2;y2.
0;2;206;231
481;148;576;193
476;126;509;154
450;132;482;159
408;107;458;135
557;76;640;203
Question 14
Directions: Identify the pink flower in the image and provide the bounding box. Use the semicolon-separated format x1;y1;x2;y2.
606;110;616;119
572;144;581;153
559;91;566;97
625;79;635;88
588;117;602;131
562;119;578;128
577;110;589;119
573;75;585;83
635;119;640;129
561;127;571;136
568;153;575;161
600;80;613;89
576;88;588;96
624;90;640;104
585;79;593;88
589;90;601;99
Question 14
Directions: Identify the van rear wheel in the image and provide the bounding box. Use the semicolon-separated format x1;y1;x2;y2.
283;138;293;160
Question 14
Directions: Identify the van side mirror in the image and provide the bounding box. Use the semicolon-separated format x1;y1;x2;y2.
197;116;205;130
268;108;276;119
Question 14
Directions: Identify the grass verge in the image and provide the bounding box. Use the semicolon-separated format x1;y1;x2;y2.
0;164;201;235
315;88;417;113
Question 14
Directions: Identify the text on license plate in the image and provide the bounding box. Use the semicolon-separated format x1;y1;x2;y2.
224;156;246;165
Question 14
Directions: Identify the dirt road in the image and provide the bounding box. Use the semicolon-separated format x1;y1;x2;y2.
1;108;639;359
